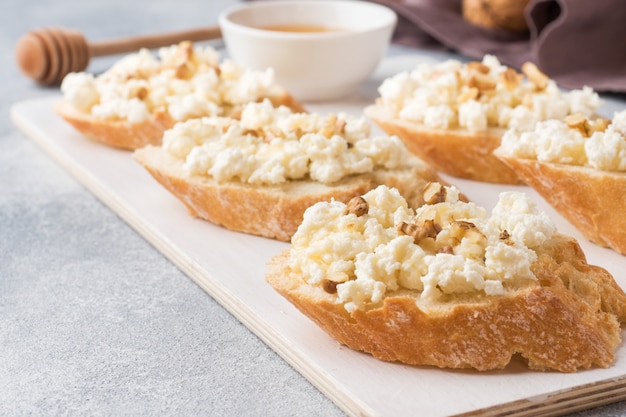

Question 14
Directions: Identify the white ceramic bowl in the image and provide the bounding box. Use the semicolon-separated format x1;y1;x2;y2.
218;0;397;101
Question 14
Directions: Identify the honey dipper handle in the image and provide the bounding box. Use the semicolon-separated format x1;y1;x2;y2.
88;26;222;57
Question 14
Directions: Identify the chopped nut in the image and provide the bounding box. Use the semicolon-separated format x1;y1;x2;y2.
458;87;479;103
171;41;195;79
468;73;496;92
322;279;339;294
423;182;447;205
451;221;486;245
437;245;455;254
175;63;194;80
422;220;443;239
320;114;339;138
467;61;491;74
136;87;149;100
227;107;243;120
242;129;260;137
499;230;513;245
346;196;369;217
397;220;442;243
564;113;592;137
263;126;284;142
176;41;194;62
212;64;222;77
590;117;611;133
522;62;548;90
397;221;416;236
292;127;304;139
129;86;149;100
455;220;478;231
321;272;350;294
125;67;150;80
335;119;347;134
500;68;523;90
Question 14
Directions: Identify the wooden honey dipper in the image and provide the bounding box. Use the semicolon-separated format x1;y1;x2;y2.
15;26;222;86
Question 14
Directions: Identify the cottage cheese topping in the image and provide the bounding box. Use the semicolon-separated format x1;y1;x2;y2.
60;42;278;123
289;184;556;312
377;55;600;133
162;100;413;185
499;109;626;171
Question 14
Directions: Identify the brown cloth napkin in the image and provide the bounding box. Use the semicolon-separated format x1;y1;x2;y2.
369;0;626;93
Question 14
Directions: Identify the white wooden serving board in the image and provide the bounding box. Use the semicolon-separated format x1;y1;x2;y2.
11;55;626;417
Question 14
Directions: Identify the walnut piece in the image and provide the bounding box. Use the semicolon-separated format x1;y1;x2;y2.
458;87;479;103
346;196;369;217
451;220;486;244
335;119;347;134
397;220;442;243
564;113;592;137
423;182;447;205
320;114;339;138
175;63;194;80
590;117;611;133
437;245;455;254
499;229;513;245
322;279;339;294
130;86;149;100
500;68;523;90
467;61;491;74
173;41;195;80
468;73;496;92
522;62;548;90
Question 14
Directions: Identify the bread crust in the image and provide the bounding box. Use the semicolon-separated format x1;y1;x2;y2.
133;145;441;241
267;235;626;372
496;154;626;255
365;104;523;184
54;100;176;150
54;91;307;151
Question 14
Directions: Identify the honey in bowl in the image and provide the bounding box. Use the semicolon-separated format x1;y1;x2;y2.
257;24;345;33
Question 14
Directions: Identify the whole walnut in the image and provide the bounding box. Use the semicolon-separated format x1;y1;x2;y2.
462;0;532;32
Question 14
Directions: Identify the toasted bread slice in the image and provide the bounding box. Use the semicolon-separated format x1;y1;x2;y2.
266;185;626;371
496;155;626;255
54;100;176;150
133;101;444;241
55;90;305;151
365;104;520;184
495;111;626;255
55;41;306;151
366;56;601;185
133;145;440;241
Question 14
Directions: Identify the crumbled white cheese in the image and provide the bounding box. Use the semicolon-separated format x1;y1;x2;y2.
60;42;281;123
585;111;626;171
60;72;99;111
499;110;626;172
377;55;600;132
458;100;488;133
289;185;557;312
162;100;413;185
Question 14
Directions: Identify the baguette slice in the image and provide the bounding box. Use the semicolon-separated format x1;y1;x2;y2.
366;56;601;185
133;145;441;241
54;41;306;151
365;103;521;184
266;185;626;372
267;237;626;372
55;91;306;151
495;155;626;255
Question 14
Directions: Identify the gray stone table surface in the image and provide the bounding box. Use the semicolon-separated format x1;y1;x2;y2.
1;0;626;416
